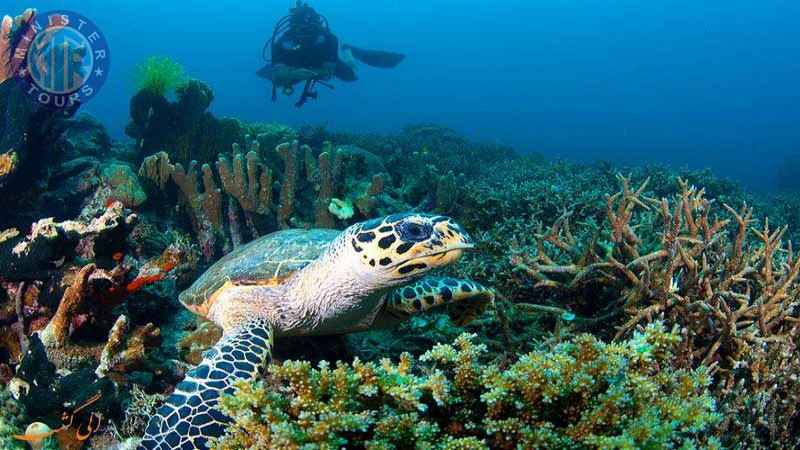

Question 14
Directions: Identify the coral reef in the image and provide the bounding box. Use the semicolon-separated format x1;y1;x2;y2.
508;175;800;445
0;51;798;448
138;138;403;259
216;323;720;449
0;202;135;280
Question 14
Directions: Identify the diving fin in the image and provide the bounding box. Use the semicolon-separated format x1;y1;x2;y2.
255;63;273;80
345;45;406;68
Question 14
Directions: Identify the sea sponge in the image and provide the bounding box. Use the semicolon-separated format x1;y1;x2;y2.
132;56;186;96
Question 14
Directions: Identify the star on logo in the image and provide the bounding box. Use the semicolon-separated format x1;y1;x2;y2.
94;68;104;77
16;68;27;76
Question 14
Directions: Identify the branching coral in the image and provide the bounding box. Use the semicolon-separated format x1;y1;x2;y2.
514;175;800;374
0;9;35;85
215;323;720;449
36;247;178;372
216;145;273;216
139;138;399;259
512;175;800;445
39;264;127;355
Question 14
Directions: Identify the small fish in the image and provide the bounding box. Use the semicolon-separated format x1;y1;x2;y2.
420;146;431;155
112;252;123;261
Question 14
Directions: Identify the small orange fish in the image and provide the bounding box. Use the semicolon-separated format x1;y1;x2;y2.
112;252;123;261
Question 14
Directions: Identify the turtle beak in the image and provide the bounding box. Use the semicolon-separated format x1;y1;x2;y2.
434;218;474;251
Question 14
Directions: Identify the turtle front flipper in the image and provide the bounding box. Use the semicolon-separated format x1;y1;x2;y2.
140;318;273;449
385;277;494;326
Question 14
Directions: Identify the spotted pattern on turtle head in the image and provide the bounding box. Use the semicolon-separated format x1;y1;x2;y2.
344;214;474;280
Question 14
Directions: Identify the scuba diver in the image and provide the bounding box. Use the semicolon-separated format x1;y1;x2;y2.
257;2;406;107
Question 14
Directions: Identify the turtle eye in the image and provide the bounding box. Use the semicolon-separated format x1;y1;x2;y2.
397;221;432;242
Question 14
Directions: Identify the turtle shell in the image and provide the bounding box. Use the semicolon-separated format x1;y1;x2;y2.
179;228;340;314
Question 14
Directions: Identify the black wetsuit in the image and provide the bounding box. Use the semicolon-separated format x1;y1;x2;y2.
272;28;356;81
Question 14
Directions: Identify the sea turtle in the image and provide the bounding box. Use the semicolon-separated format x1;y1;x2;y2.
140;213;494;449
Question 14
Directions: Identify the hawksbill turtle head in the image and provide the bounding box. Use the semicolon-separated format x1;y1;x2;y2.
339;213;474;285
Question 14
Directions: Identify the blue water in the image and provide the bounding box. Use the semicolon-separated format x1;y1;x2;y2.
6;0;800;191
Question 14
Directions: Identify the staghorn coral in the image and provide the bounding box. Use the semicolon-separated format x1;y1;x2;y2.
514;175;800;373
215;322;720;449
512;175;800;445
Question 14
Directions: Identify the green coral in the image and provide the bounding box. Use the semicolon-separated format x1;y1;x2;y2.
132;56;187;96
215;323;720;449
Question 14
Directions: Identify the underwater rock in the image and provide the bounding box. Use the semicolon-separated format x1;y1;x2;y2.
38;156;102;222
62;113;113;160
13;334;116;428
0;75;76;193
335;144;388;176
126;79;243;166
